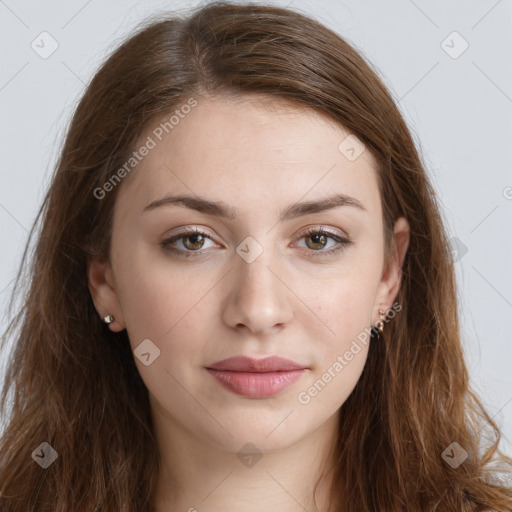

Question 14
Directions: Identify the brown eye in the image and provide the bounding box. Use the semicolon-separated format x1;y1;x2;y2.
304;232;329;251
182;233;206;250
160;227;217;258
296;227;353;258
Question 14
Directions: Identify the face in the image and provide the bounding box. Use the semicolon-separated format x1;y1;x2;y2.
88;93;409;454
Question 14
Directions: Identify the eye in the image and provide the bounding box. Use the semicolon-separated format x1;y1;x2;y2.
160;226;353;259
294;227;353;258
160;227;217;258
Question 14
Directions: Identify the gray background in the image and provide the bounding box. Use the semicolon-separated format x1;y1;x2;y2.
1;0;511;457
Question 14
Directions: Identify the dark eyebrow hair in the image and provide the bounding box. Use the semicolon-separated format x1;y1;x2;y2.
142;193;367;221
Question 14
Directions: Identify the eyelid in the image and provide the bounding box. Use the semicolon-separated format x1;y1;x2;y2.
163;224;348;242
297;225;349;239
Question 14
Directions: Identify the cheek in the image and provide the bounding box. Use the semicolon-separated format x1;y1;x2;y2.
115;248;220;346
298;266;379;346
294;276;375;411
117;263;212;409
296;344;369;414
293;266;378;408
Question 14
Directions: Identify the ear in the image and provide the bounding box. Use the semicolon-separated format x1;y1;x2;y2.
372;216;410;324
87;255;126;332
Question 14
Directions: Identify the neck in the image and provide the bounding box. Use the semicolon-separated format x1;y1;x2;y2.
151;407;340;512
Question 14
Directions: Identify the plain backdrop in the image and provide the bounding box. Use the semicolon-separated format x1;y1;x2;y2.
0;0;511;458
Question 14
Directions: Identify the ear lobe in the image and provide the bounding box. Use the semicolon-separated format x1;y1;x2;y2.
86;255;125;331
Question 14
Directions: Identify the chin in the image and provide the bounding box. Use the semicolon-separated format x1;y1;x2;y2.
194;411;312;453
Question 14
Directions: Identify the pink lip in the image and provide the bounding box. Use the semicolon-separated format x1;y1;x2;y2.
205;356;307;398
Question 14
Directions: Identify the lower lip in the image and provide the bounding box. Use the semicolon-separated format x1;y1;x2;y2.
206;368;305;398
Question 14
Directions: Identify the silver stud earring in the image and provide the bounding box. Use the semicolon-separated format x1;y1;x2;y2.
103;314;114;325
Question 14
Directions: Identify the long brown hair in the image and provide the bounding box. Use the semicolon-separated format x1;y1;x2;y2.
1;2;511;511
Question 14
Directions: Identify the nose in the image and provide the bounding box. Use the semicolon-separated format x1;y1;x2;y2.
221;247;294;337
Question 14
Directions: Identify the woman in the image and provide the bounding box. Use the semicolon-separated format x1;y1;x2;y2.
0;2;510;511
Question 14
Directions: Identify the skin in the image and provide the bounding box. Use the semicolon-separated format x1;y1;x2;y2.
87;93;410;512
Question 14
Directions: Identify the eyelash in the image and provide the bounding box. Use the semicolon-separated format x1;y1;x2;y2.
160;226;353;259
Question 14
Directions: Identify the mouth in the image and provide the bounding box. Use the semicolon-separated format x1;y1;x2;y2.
205;355;308;398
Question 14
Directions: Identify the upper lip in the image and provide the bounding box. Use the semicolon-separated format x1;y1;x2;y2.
206;356;306;372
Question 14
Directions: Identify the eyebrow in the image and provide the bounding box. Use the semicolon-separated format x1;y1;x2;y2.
142;192;367;221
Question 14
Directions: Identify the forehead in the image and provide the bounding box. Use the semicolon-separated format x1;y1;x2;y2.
115;94;380;220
